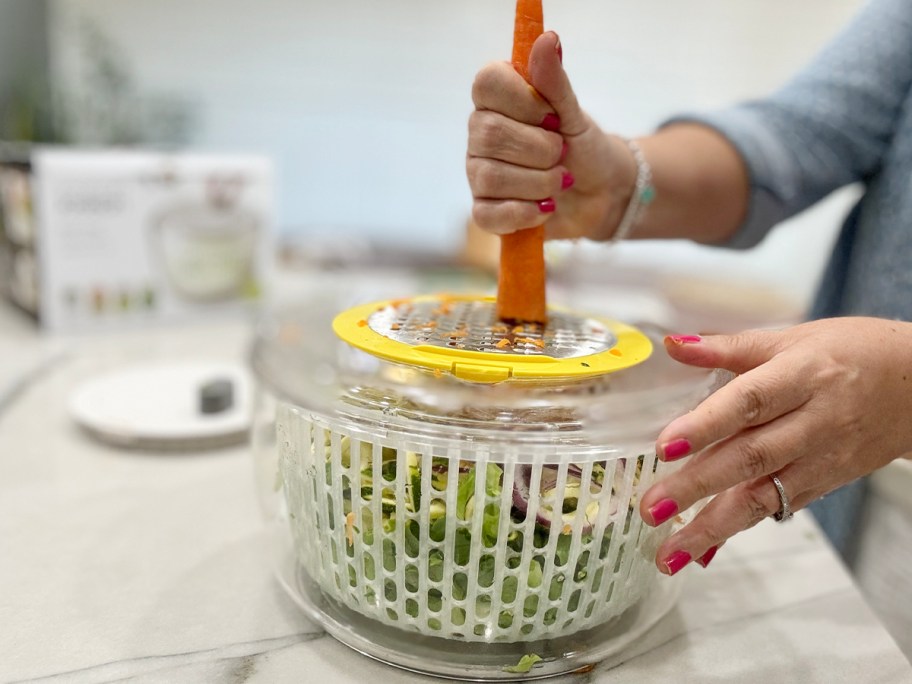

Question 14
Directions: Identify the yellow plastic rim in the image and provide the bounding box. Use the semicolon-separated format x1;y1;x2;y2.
332;295;653;384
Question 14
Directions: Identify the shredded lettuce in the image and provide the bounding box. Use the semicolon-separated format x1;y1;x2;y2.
317;433;647;641
503;653;543;674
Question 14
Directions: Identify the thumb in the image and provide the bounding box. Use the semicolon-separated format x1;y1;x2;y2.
527;32;588;136
664;330;784;375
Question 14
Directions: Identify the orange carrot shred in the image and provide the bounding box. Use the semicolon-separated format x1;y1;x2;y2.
495;338;513;349
497;0;547;325
357;319;368;327
345;511;356;546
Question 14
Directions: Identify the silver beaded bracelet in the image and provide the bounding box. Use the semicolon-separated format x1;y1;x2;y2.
612;137;655;242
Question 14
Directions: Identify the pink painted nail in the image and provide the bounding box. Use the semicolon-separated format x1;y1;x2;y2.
538;198;556;213
559;141;568;162
541;113;561;132
661;438;691;461
561;171;575;190
648;498;679;526
662;550;692;576
667;335;702;345
696;546;718;569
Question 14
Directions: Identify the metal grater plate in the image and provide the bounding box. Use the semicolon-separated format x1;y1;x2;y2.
367;298;616;358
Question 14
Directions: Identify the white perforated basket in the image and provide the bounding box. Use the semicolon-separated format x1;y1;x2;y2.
278;403;670;643
252;293;728;676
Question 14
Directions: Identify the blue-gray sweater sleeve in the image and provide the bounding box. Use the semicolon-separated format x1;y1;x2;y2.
666;0;912;249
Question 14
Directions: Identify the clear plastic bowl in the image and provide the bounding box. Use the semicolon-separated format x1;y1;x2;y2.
250;287;727;680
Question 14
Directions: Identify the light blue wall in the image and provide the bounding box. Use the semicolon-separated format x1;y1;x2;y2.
46;0;864;303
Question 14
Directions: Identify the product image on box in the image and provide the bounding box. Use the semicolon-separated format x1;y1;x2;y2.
0;147;274;331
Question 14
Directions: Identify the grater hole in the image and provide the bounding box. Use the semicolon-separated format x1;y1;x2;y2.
482;504;501;548
574;550;591;581
521;624;534;635
405;564;419;592
585;600;596;618
498;611;513;629
549;576;565;601
326;498;336;531
451;607;466;626
428;588;443;613
382;538;396;572
404;520;420;559
523;595;539;618
384;579;397;601
428;549;444;582
430;458;449;491
555;536;571;567
568;589;582;612
501;575;518;604
478;555;496;588
543;608;558;626
511;506;529;525
453;572;468;600
363;553;375;580
429;519;446;544
405;598;419;618
623;508;635;535
454;528;472;566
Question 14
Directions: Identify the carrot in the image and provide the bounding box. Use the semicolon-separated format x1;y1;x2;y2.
497;0;547;324
510;0;544;81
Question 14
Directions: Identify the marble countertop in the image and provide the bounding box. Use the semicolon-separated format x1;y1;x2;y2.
2;295;911;684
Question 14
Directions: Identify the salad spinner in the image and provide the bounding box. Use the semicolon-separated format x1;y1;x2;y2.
250;285;727;680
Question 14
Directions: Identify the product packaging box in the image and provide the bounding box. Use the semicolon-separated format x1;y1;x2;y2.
0;146;274;332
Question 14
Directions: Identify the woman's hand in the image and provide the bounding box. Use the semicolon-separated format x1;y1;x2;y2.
467;31;635;241
640;317;912;575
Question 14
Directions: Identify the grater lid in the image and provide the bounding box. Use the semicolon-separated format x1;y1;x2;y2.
251;287;730;444
333;294;652;383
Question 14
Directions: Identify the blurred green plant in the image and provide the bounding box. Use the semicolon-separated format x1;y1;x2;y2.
2;17;194;146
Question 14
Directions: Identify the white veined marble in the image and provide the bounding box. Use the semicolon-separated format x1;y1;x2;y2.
1;270;910;683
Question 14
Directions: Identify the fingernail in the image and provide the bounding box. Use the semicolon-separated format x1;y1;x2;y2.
541;113;561;132
648;498;679;526
666;335;702;345
561;171;575;190
696;546;718;569
538;198;556;213
661;438;691;461
555;36;562;63
559;141;568;163
662;550;692;576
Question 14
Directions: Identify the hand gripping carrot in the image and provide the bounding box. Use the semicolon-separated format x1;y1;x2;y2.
496;0;548;324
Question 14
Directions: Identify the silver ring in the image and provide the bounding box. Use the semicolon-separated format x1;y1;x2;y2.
770;475;793;522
